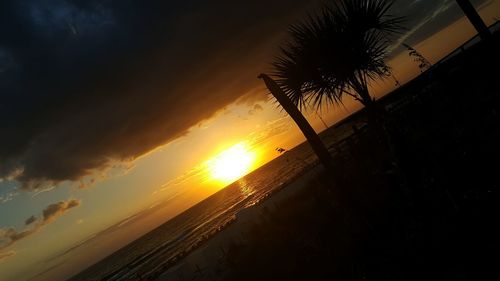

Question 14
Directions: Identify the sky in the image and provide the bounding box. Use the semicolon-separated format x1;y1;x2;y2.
1;0;499;280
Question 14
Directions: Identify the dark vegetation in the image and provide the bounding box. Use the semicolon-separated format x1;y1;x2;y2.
222;31;500;281
261;0;404;171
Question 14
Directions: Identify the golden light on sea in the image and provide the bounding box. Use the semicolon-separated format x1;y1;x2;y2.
207;142;256;184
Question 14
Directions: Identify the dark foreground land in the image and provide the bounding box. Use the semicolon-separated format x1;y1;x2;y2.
219;34;500;280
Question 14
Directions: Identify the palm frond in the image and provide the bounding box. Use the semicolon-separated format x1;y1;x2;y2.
330;0;405;34
269;0;404;110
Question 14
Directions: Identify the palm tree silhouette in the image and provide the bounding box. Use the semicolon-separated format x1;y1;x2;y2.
271;0;403;111
259;74;334;170
259;0;403;169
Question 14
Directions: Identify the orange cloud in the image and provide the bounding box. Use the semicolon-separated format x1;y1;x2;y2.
0;250;15;261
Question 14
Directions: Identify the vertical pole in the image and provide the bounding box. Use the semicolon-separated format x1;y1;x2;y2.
456;0;492;41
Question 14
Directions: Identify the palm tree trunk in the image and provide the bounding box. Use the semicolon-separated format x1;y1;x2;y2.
456;0;492;41
258;74;334;170
351;80;382;123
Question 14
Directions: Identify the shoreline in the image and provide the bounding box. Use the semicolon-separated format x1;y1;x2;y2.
151;164;325;281
75;24;500;281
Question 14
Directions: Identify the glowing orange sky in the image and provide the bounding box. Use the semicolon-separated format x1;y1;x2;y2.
1;1;500;281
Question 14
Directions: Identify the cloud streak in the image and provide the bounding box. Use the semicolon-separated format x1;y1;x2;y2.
0;250;15;262
0;190;18;204
248;103;264;116
389;0;490;54
0;199;81;260
42;199;81;223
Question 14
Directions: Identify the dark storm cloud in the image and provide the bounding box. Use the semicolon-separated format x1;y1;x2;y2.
0;0;483;188
0;0;322;188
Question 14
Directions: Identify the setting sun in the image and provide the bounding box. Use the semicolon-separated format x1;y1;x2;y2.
207;143;256;184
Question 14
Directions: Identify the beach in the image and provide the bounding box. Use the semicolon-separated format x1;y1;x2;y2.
153;28;500;281
70;22;500;281
3;2;500;281
154;165;325;281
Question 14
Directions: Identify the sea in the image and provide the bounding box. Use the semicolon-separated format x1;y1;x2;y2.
69;120;357;281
